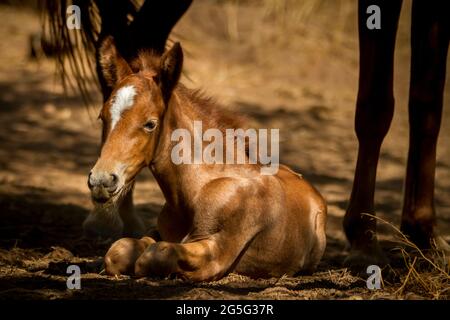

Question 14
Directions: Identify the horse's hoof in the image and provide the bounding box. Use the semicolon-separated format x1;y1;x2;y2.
343;244;389;273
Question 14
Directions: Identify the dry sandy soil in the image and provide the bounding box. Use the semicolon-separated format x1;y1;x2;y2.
0;1;449;300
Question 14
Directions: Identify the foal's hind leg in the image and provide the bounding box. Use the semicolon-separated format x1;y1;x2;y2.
344;0;402;267
401;0;449;249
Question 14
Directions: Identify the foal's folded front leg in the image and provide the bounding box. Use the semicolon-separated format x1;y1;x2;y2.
134;237;243;282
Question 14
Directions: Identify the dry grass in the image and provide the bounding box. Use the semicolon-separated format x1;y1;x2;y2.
363;213;450;299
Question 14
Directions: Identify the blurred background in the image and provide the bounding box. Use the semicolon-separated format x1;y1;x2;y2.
0;0;449;299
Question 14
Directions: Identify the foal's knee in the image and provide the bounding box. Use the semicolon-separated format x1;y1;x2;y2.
134;241;179;278
105;237;155;276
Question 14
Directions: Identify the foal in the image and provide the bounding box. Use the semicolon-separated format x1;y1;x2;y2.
88;37;327;281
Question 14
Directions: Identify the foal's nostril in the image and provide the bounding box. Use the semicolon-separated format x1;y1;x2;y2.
88;171;119;194
110;173;118;184
87;172;93;189
104;173;119;192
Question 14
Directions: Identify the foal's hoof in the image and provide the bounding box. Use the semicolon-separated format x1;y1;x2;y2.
134;241;173;278
104;237;156;276
343;244;389;273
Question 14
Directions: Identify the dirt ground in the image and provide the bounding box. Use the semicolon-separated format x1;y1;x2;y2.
0;1;449;300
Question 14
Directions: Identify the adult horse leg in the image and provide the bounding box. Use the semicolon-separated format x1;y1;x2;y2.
401;1;449;250
344;0;402;267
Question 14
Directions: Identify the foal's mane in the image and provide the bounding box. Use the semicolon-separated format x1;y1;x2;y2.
177;86;248;132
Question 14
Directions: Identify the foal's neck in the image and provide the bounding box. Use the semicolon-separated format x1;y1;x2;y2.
150;87;212;210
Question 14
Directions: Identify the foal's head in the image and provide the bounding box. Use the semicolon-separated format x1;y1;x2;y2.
88;37;183;204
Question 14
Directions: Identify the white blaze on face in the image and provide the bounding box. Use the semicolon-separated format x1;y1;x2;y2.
110;85;137;130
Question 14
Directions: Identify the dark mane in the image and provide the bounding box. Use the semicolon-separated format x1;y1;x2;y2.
178;85;248;132
175;85;251;157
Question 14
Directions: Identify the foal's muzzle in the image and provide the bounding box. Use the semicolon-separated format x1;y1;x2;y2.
88;171;119;203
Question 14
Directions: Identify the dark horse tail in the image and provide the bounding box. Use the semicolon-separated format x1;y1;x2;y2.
40;0;192;102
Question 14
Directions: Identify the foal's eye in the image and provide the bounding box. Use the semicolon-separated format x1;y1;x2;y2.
143;119;158;132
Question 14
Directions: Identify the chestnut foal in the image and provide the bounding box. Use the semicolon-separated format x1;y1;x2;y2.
345;0;450;266
88;38;327;281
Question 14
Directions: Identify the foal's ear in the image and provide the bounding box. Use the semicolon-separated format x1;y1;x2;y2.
98;36;132;88
158;42;183;100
